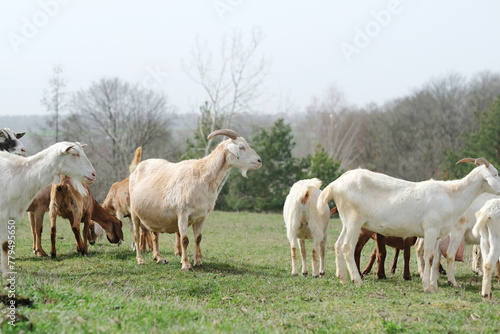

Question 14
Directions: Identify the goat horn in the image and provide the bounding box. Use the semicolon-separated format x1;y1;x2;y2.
456;158;491;168
207;129;240;140
474;158;491;168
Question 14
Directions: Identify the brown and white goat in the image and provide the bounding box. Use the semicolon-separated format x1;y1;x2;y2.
101;147;153;252
49;176;124;257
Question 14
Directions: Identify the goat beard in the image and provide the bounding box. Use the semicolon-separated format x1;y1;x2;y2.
240;168;249;178
70;178;89;197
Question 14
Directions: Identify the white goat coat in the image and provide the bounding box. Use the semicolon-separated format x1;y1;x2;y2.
317;165;500;292
473;198;500;300
283;178;330;277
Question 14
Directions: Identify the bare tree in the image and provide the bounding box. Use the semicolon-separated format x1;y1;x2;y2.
63;77;175;200
295;84;366;170
185;27;270;156
41;64;68;142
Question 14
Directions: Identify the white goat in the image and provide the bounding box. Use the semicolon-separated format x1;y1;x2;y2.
441;193;497;286
0;142;95;276
284;178;330;277
316;158;500;292
0;128;27;156
473;198;500;300
129;129;262;270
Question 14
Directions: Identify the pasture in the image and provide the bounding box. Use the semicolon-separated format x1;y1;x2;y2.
2;211;500;333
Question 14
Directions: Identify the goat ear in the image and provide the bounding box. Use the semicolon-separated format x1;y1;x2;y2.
15;132;26;139
227;143;240;159
62;145;74;154
81;144;87;149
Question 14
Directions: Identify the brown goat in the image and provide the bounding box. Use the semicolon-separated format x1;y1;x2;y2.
27;186;51;256
49;176;124;257
355;228;417;280
101;147;153;252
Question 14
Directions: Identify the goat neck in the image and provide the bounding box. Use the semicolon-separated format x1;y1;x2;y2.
446;166;496;214
198;141;232;191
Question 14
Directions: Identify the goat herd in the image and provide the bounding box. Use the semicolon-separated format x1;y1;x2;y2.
1;127;499;302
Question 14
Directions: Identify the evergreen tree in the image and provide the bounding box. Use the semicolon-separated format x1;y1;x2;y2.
224;119;306;212
443;97;500;178
307;143;343;184
181;102;223;160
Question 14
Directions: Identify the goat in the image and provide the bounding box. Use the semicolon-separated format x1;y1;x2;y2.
0;142;95;276
472;244;500;281
354;227;417;280
0;128;26;157
473;197;500;300
49;175;124;257
26;186;51;256
316;158;500;292
101;147;152;252
129;129;262;270
437;193;496;286
283;178;330;277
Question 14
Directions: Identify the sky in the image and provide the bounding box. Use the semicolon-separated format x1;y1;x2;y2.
1;0;500;116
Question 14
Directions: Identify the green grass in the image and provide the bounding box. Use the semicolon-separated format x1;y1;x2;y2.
2;212;500;333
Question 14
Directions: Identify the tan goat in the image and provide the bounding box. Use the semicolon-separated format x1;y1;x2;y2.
101;147;153;252
129;129;262;270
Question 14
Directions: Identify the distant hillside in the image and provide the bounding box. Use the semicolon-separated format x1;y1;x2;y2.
0;114;47;133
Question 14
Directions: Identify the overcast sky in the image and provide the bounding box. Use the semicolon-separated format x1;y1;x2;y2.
1;1;499;116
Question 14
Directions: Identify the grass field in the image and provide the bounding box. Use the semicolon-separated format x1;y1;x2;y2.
2;211;500;333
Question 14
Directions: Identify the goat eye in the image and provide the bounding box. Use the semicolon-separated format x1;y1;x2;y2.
73;153;80;157
240;146;245;150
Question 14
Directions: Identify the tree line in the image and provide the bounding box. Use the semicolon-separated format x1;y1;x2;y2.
29;69;500;212
28;29;500;210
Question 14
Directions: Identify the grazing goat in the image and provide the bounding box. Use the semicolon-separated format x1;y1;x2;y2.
129;129;262;270
101;147;152;252
316;158;500;292
0;142;95;276
354;227;417;280
473;197;500;300
283;178;330;277
49;176;124;257
0;128;26;157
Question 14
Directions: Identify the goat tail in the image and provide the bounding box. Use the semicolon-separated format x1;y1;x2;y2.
317;182;334;216
298;178;323;204
129;147;143;174
472;210;489;238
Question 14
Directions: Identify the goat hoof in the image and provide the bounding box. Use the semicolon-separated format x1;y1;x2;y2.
404;276;412;281
482;293;492;301
51;252;56;259
302;272;308;277
137;258;145;265
312;274;319;278
182;266;193;272
319;272;325;277
292;273;299;276
375;274;387;280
